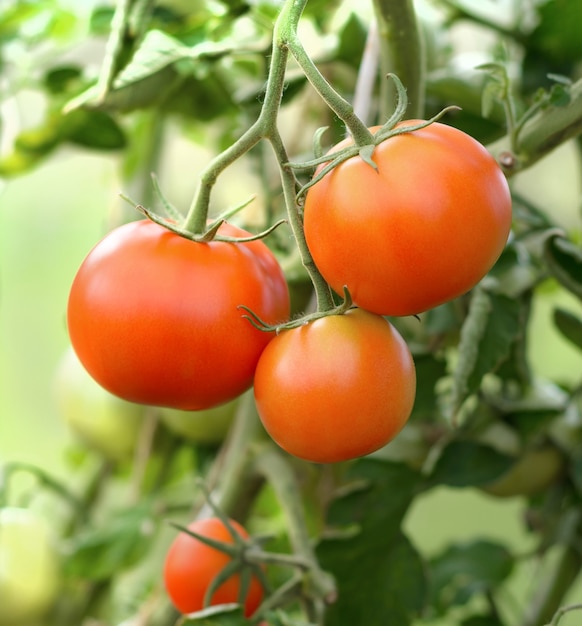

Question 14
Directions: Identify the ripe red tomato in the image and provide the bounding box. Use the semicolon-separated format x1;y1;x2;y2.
67;220;290;410
163;517;263;617
253;308;416;463
303;121;512;316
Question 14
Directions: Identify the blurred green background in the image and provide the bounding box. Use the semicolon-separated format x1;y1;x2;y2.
1;1;582;622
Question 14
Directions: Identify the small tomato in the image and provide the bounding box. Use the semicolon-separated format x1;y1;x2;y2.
164;517;263;617
254;309;416;463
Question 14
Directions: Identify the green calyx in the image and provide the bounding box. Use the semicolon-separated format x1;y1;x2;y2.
289;74;460;199
240;286;354;334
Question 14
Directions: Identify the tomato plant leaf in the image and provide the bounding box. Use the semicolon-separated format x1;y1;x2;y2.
461;615;504;626
410;353;447;420
428;540;514;616
553;308;582;351
528;0;582;64
64;503;155;581
318;531;426;626
180;604;246;625
336;13;367;69
428;440;515;488
544;234;582;300
60;109;126;150
451;288;524;419
317;460;426;625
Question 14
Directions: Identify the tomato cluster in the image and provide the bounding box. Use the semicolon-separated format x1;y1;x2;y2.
66;120;510;471
65;119;511;620
253;121;511;464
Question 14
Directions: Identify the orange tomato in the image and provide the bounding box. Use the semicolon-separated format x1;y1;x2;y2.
303;121;512;316
253;309;416;463
164;517;263;617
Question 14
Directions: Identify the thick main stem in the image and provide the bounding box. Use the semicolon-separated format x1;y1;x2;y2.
373;0;425;120
253;445;336;623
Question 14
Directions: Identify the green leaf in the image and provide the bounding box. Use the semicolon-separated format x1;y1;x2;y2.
429;440;515;488
180;604;246;625
61;109;126;150
113;29;192;88
461;615;504;626
64;504;155;581
43;65;83;94
336;13;367;68
529;0;582;65
317;459;426;626
89;6;114;35
429;540;513;615
544;234;582;299
553;308;582;351
318;532;426;626
323;458;422;534
410;353;447;420
451;288;523;417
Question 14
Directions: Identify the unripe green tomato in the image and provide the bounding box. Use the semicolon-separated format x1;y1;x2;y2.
482;446;565;498
158;398;238;445
54;347;144;461
0;507;60;625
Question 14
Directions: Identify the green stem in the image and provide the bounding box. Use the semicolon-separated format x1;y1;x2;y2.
269;129;335;312
493;77;582;175
198;391;266;522
547;603;582;626
183;120;264;233
96;0;133;101
284;31;374;146
517;78;582;167
0;461;84;514
181;0;336;312
372;0;425;120
253;445;336;623
522;514;582;626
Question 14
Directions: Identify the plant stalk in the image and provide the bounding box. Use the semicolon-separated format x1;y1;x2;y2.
372;0;425;119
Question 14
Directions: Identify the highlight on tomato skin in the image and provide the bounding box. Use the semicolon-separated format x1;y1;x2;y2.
253;308;417;464
163;517;264;618
303;121;513;317
66;219;290;411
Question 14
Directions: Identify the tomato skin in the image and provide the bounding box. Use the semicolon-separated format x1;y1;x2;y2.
67;220;290;410
253;309;416;464
163;517;263;617
303;121;512;316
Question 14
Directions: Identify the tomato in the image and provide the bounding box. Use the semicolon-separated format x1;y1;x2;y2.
303;121;512;316
253;308;416;463
67;220;290;410
159;396;238;445
0;507;60;625
54;347;144;461
163;517;263;617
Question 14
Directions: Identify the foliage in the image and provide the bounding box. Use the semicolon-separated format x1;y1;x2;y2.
1;1;582;626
